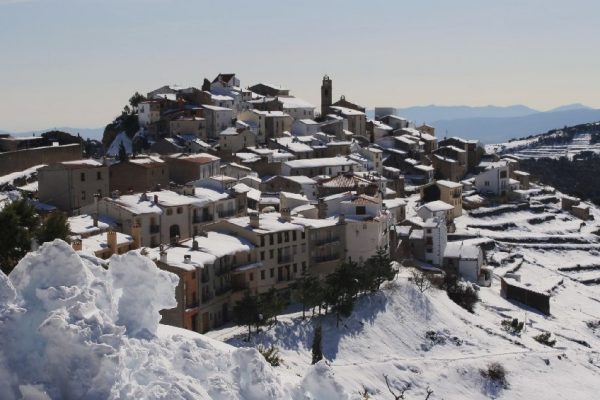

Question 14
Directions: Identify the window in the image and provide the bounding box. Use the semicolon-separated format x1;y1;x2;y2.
484;181;490;187
301;231;305;239
302;262;306;272
81;191;86;200
260;270;265;280
269;249;274;259
270;268;274;278
249;272;254;281
356;206;366;215
269;234;274;245
260;251;265;261
284;232;289;242
277;232;282;243
97;171;102;180
293;264;297;273
177;207;183;214
166;208;173;216
80;172;85;181
292;231;297;241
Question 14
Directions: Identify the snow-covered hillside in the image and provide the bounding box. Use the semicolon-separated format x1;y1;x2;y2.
0;241;347;400
2;199;600;399
208;192;600;399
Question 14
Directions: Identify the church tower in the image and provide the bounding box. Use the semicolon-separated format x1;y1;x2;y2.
321;75;332;117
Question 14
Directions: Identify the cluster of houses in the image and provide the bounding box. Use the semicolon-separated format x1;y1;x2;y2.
12;73;567;334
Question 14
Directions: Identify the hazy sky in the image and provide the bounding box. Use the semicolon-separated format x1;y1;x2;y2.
1;0;599;131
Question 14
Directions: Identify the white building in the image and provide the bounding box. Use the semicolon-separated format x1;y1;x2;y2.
474;160;511;196
202;105;234;139
443;241;484;283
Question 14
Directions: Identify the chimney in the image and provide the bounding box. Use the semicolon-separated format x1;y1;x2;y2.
154;194;159;204
160;249;168;263
249;212;260;228
141;192;148;201
93;214;98;228
107;230;117;255
280;207;291;222
184;254;192;264
338;214;345;225
131;222;141;249
111;190;120;199
192;239;199;250
72;239;82;251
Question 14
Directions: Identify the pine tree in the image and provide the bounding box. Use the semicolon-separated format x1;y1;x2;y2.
0;199;40;274
292;272;321;319
118;142;129;162
37;212;70;244
233;291;260;341
311;323;323;364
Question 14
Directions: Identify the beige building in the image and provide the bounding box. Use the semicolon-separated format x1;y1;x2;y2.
330;106;366;138
72;228;138;259
84;186;247;248
238;110;293;144
109;156;169;194
212;211;310;301
219;127;256;154
169;116;206;139
158;232;256;333
421;180;463;219
164;153;221;184
38;160;109;214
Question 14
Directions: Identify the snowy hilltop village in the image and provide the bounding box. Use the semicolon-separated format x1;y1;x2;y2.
2;73;600;399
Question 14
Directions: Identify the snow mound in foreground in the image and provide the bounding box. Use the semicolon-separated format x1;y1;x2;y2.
0;240;348;400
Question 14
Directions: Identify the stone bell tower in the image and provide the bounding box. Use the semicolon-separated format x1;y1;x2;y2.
321;75;332;117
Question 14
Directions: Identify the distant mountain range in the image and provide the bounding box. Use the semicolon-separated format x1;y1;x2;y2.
4;103;600;145
367;104;600;144
0;127;104;141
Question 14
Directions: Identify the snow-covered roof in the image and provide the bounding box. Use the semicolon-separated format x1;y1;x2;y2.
61;159;103;167
330;106;365;116
278;96;315;109
226;212;304;234
444;241;481;260
436;180;462;189
420;200;454;212
81;231;133;254
284;156;357;169
202;104;233;112
282;175;316;185
68;214;114;236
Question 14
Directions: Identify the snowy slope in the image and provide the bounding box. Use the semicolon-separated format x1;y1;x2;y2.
0;241;348;400
106;132;133;157
208;193;600;400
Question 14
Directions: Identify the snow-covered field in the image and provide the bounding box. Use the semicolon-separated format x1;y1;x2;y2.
487;132;600;160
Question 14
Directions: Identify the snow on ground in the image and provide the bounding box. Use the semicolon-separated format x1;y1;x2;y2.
207;191;600;399
0;240;347;400
106;132;133;157
487;132;600;160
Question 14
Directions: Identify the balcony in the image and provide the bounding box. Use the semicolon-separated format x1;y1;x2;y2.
193;215;212;224
217;209;236;219
313;254;340;264
277;255;292;264
314;237;340;247
150;224;160;234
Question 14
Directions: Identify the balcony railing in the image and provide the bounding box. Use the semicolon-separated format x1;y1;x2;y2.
217;209;236;219
277;255;292;264
313;254;340;264
193;215;212;224
314;237;340;247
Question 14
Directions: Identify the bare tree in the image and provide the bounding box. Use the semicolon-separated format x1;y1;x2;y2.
412;269;432;293
384;375;411;399
383;375;436;400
